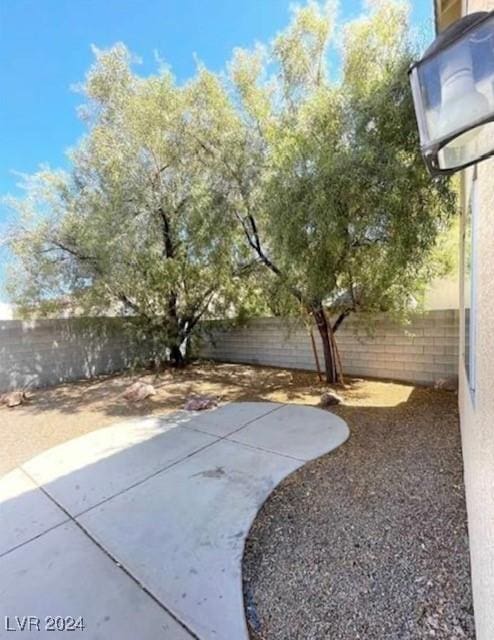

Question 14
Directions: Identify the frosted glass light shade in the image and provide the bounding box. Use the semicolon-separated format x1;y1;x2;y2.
409;11;494;175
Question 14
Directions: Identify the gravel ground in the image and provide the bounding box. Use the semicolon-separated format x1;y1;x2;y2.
243;386;475;640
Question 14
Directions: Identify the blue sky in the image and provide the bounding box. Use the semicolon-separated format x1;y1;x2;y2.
0;0;434;300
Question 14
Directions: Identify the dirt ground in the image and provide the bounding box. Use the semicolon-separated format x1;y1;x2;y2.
1;361;411;476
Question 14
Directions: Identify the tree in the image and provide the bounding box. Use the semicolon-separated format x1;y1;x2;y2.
5;1;455;380
5;45;263;365
193;0;456;383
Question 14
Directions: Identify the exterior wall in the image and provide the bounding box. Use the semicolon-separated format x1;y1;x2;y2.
424;219;460;310
424;275;459;310
458;133;494;636
201;310;459;386
436;0;461;31
452;2;494;639
0;311;459;393
0;318;149;392
0;303;14;320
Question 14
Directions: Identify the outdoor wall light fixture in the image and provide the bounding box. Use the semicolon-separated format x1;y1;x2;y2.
409;11;494;176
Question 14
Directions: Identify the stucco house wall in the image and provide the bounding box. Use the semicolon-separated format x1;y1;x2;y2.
458;158;494;640
435;1;494;638
424;275;459;309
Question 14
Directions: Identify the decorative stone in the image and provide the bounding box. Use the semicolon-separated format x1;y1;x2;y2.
1;391;29;408
319;391;343;407
184;394;218;411
434;377;458;392
122;382;156;402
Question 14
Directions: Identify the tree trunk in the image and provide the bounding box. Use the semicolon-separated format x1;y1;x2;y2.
166;286;186;367
311;305;343;385
169;343;185;367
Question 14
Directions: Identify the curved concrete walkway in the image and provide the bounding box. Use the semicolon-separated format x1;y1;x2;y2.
0;402;348;639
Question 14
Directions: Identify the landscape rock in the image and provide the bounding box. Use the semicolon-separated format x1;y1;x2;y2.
122;381;156;402
184;394;218;411
319;390;343;407
1;391;29;408
434;377;458;392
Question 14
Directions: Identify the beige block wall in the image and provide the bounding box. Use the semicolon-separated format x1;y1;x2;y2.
201;310;459;386
0;318;150;392
456;3;494;640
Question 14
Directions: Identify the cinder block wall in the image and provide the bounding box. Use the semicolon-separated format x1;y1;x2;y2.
0;311;459;392
0;318;148;392
200;310;459;385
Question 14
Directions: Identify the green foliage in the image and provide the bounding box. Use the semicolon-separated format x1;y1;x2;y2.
219;0;456;326
5;1;456;368
5;45;267;362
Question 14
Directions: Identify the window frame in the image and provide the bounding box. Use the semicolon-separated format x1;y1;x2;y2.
463;171;478;399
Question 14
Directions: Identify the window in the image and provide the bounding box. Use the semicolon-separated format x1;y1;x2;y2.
463;174;477;396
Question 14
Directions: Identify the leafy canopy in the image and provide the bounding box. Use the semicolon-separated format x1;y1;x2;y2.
219;0;456;322
5;45;264;359
5;1;456;366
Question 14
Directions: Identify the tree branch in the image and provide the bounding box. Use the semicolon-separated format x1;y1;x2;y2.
51;240;97;265
157;207;174;259
332;310;350;333
179;286;216;338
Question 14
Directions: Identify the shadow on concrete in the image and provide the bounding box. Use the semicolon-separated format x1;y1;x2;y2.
0;402;349;640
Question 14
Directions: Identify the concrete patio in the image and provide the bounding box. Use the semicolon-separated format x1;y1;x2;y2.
0;402;348;639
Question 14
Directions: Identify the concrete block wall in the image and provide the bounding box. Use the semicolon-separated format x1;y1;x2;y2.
0;318;149;392
200;310;459;385
0;310;459;392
